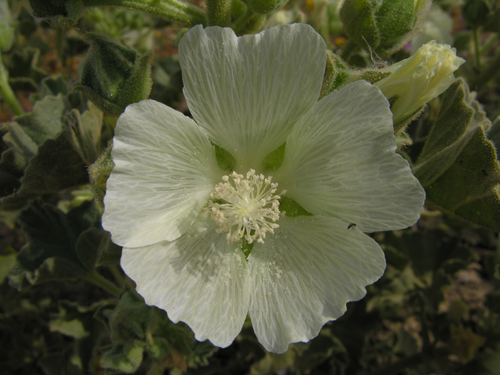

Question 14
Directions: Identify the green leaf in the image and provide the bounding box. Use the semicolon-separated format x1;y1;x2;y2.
2;130;89;205
150;56;184;109
8;200;100;289
382;229;476;281
462;0;491;28
413;79;500;231
7;48;47;91
0;253;16;284
0;95;64;200
48;299;109;374
100;343;144;373
0;0;14;51
108;289;158;346
28;0;85;25
38;349;84;375
0;92;104;205
75;227;112;271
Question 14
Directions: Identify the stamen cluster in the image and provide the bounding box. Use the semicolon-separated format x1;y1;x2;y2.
206;169;284;244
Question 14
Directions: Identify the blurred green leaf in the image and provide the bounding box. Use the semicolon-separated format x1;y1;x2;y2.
8;200;100;288
0;0;14;51
0;91;103;205
7;47;47;92
100;343;144;373
383;229;476;281
413;79;500;231
28;0;84;25
38;349;84;375
0;253;16;283
150;56;184;108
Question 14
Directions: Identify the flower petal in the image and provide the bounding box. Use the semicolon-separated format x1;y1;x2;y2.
179;24;326;170
102;100;222;248
248;216;385;354
275;81;425;233
121;216;251;348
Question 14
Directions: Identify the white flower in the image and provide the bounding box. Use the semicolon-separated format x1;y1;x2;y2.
102;24;425;354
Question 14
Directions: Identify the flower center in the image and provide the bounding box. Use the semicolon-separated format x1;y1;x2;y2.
205;169;285;244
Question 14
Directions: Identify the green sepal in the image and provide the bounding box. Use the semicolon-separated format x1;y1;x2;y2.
28;0;84;25
320;51;350;98
8;200;102;289
262;143;285;171
320;51;391;98
89;143;114;210
213;143;235;172
412;79;500;231
243;0;288;14
74;33;153;116
340;0;431;55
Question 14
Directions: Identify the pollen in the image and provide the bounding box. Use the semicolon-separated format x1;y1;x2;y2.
205;169;285;244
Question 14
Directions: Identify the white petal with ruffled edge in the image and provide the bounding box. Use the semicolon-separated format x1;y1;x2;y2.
102;100;223;248
121;216;251;348
248;216;385;354
275;81;425;233
179;24;326;171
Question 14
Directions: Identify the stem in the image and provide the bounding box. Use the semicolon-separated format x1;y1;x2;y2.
82;0;206;26
109;265;126;288
473;27;481;72
232;8;255;35
0;53;24;116
85;271;122;297
206;0;231;26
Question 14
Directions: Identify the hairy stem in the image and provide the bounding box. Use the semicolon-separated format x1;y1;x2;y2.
82;0;206;26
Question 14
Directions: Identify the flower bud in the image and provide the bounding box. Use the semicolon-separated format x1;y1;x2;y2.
74;33;153;116
243;0;288;14
375;41;465;127
340;0;432;55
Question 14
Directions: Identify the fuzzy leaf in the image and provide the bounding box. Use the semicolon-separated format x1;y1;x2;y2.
413;79;500;231
8;201;100;288
100;343;144;373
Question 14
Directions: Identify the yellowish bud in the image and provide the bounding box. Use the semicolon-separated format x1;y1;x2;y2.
375;41;465;126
